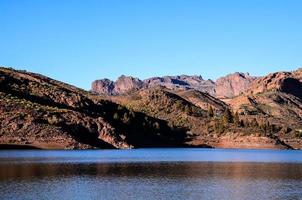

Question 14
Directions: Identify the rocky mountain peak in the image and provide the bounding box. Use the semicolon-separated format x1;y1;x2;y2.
91;72;257;98
92;74;216;96
114;75;144;94
91;78;114;95
215;72;257;98
92;75;144;95
246;71;302;99
91;69;297;100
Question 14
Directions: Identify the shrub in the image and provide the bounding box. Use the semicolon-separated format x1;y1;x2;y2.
122;113;131;124
47;115;61;125
113;113;119;120
222;109;233;124
296;130;302;138
153;122;160;130
234;112;240;126
207;106;214;118
214;120;225;134
117;105;124;111
250;118;258;127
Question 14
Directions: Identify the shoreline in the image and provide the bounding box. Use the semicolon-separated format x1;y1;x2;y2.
0;144;42;150
0;143;299;150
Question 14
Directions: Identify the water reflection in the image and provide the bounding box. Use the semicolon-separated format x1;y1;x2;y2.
1;162;302;181
1;149;302;200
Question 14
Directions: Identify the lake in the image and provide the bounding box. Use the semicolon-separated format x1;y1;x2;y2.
0;148;302;200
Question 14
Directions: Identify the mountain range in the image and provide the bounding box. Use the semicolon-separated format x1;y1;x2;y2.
1;67;301;149
91;72;256;98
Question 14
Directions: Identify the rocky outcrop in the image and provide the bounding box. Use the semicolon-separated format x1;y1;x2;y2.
92;73;255;98
92;75;215;96
114;75;144;94
144;75;215;95
91;79;114;95
92;76;143;95
91;70;302;100
215;72;256;99
246;71;302;99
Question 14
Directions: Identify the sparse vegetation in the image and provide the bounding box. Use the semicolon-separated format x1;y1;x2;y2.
0;66;301;150
222;109;233;124
207;106;214;118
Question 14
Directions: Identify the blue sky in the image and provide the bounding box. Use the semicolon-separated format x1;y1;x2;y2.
0;0;301;89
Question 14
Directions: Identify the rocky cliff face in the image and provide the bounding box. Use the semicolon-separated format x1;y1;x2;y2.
144;75;216;95
114;75;144;94
91;73;255;98
91;76;143;95
92;75;216;96
91;78;114;95
215;72;256;98
246;71;302;99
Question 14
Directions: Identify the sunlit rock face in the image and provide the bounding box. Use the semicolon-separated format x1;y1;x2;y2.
215;72;257;99
246;71;302;99
92;73;257;98
144;75;215;95
92;75;143;95
92;75;215;95
91;78;115;95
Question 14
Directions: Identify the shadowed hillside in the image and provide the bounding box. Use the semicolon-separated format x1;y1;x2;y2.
0;67;188;149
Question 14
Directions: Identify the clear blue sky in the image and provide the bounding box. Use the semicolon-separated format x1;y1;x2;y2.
1;0;301;89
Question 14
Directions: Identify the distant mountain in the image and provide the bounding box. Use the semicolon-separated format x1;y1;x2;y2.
215;72;256;98
144;75;216;95
91;73;256;98
92;75;144;95
1;66;302;150
92;75;216;96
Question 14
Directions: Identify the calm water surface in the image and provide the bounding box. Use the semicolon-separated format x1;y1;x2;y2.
0;148;302;200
